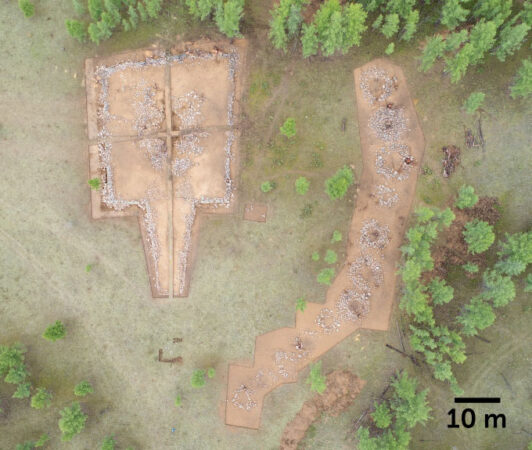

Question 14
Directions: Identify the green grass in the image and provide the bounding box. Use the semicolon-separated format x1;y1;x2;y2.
0;0;530;448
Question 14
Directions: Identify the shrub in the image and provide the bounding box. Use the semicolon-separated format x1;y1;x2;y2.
280;117;296;138
306;361;326;394
482;269;516;307
261;181;275;193
207;368;216;379
13;382;31;399
58;402;87;441
463;220;495;254
317;268;335;285
191;369;206;388
372;401;392;429
74;381;93;397
495;231;532;276
455;185;478;209
385;42;395;55
175;394;182;407
31;387;52;409
66;20;88;43
324;249;337;264
102;436;116;450
34;434;50;448
463;92;485;114
325;166;354;200
296;297;307;312
463;262;479;273
18;0;35;17
311;251;320;261
300;203;313;218
510;58;532;99
43;320;66;342
295;176;310;195
16;443;34;450
331;230;342;243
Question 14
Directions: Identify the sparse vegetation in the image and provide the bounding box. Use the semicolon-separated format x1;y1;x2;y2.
463;92;485;114
317;268;335;285
296;297;307;312
43;320;66;342
280;117;296;138
74;380;94;397
261;181;275;193
306;361;326;394
324;249;337;264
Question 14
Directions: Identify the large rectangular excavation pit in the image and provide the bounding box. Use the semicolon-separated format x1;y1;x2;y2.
85;40;246;298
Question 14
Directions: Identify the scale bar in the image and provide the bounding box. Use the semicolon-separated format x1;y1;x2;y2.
454;397;501;404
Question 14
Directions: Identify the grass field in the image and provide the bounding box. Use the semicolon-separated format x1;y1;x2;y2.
0;0;530;448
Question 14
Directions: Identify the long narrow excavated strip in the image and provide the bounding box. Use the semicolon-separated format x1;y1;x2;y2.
225;59;425;429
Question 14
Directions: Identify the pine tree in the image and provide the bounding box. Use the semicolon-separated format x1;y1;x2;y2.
445;29;468;51
495;231;532;276
428;277;454;305
128;5;139;29
31;387;53;409
510;58;532;99
88;0;104;21
401;9;419;41
482;269;516;307
463;92;485;114
58;402;87;441
301;23;318;57
463;219;495;254
381;13;399;38
66;19;88;43
18;0;35;18
441;0;469;29
458;296;495;336
72;0;87;16
420;35;446;72
455;184;478;209
215;0;244;38
372;401;392;428
342;2;367;50
495;23;531;61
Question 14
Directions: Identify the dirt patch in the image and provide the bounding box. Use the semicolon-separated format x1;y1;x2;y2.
432;197;501;278
85;39;247;298
280;370;365;450
225;59;425;429
243;202;268;222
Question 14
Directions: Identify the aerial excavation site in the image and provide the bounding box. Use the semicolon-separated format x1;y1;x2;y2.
1;0;530;449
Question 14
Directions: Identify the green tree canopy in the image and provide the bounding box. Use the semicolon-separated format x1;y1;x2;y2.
324;166;354;200
511;59;532;99
458;296;495;336
31;387;53;409
58;402;88;441
463;219;495;254
455;185;479;209
463;92;485;114
372;401;392;429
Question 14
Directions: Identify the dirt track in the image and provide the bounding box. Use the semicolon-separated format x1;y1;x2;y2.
225;59;425;429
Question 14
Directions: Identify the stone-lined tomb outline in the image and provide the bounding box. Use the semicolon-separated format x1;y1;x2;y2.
85;41;245;297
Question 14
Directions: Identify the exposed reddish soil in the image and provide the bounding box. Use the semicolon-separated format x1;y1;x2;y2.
280;371;365;450
432;197;501;278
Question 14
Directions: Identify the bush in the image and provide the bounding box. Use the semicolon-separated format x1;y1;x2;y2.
385;42;395;55
324;249;337;264
325;166;354;200
311;251;320;261
102;436;116;450
175;394;182;407
191;369;206;388
331;230;342;243
463;262;479;273
295;176;310;195
306;361;327;394
463;92;485;114
296;297;307;312
18;0;35;17
74;381;93;397
43;320;66;342
207;367;216;379
58;402;87;441
455;185;478;209
372;401;392;428
31;387;52;409
261;181;275;193
13;382;31;399
317;268;335;285
510;58;531;99
463;220;495;254
34;434;49;448
280;117;296;138
300;203;313;218
66;20;88;43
